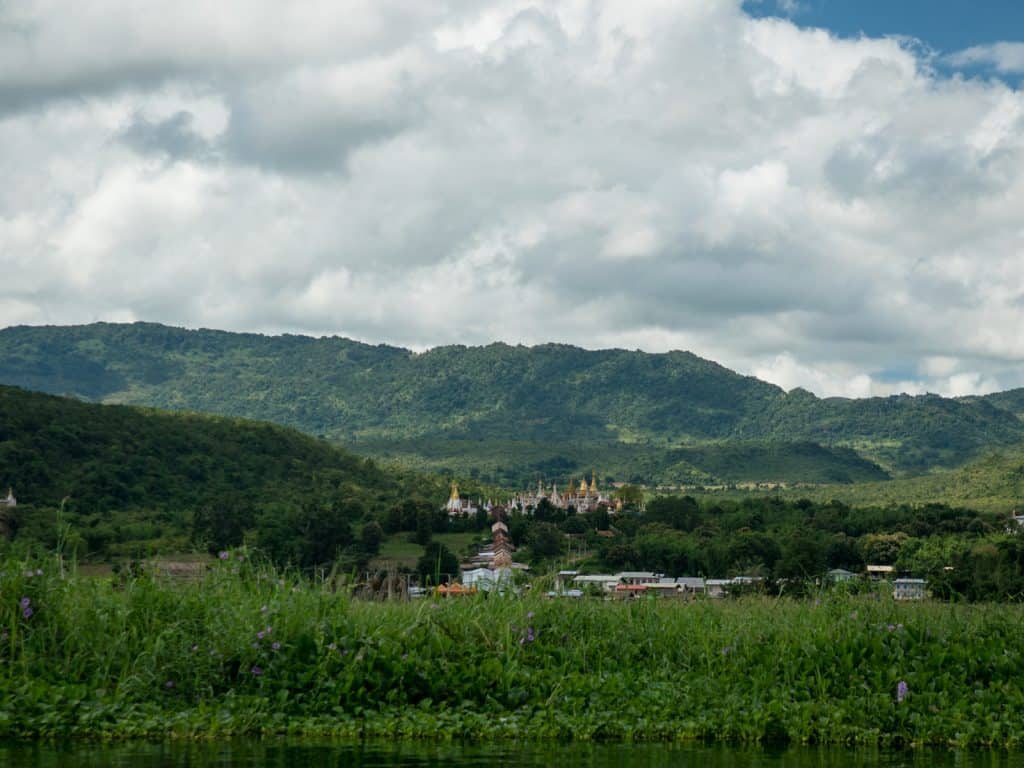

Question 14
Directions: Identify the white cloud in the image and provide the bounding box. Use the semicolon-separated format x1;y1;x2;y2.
0;0;1022;397
949;42;1024;74
753;353;875;398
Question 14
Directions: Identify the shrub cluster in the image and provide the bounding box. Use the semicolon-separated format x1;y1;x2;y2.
2;556;1024;745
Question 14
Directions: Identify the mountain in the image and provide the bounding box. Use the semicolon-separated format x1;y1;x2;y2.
1;322;1021;483
976;389;1024;421
0;383;442;556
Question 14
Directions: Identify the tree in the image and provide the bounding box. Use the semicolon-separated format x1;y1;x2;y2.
192;496;254;554
413;508;434;546
528;522;564;562
774;532;826;581
360;521;384;556
255;501;354;570
603;542;640;570
417;542;459;585
646;495;699;531
615;485;645;510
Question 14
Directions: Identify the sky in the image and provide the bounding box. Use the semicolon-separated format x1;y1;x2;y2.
1;1;1023;399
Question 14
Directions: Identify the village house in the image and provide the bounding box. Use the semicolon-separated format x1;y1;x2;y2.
668;577;707;596
705;579;733;598
644;582;687;598
554;570;579;592
572;574;618;593
571;571;663;594
827;568;858;583
893;578;927;601
616;571;660;585
866;564;895;581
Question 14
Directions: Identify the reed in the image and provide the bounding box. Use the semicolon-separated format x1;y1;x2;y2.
3;553;1024;746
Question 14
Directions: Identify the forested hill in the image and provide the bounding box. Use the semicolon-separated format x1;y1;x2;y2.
0;384;446;554
0;322;1022;478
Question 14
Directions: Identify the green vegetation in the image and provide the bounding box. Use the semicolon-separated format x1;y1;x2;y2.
2;322;1021;482
0;385;455;562
4;559;1024;746
688;448;1024;513
365;438;888;488
494;492;1024;602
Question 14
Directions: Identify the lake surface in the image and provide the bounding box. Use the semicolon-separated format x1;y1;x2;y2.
3;741;1024;768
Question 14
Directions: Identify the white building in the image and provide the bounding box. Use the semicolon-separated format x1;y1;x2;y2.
462;567;516;592
893;578;927;601
572;574;619;593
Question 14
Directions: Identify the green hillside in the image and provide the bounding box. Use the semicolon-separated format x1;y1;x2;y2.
0;384;446;558
1;321;1022;481
685;448;1024;513
978;388;1024;421
364;437;888;487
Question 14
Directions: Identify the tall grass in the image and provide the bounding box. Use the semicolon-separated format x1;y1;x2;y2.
3;553;1024;746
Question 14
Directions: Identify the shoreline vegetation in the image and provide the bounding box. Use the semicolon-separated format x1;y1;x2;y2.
3;555;1024;747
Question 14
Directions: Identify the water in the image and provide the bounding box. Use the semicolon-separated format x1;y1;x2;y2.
2;741;1023;768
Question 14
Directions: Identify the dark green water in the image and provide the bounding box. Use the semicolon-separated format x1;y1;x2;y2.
1;741;1023;768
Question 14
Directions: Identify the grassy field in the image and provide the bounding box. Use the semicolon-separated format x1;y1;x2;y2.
372;532;487;570
4;553;1024;746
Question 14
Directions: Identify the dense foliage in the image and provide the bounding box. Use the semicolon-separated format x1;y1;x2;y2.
1;322;1022;481
0;385;450;562
4;560;1024;746
692;448;1024;513
468;493;1024;602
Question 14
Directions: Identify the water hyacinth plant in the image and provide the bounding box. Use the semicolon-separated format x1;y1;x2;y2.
0;555;1023;746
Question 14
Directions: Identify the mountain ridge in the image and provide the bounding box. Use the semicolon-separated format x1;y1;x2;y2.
1;321;1022;482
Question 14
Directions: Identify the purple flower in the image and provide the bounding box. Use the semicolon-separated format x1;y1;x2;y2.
526;611;535;620
251;665;263;677
22;606;33;619
897;680;909;703
526;627;535;643
19;597;30;609
164;680;175;689
257;631;266;640
35;569;43;576
271;642;281;651
218;551;229;561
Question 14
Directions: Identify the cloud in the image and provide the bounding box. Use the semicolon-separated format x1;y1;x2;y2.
948;42;1024;74
0;0;1023;398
